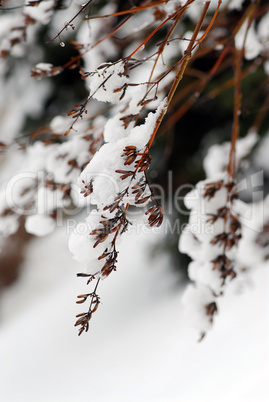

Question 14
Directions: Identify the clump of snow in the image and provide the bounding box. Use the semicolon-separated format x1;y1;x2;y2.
257;11;269;75
103;112;135;143
35;186;68;215
128;98;167;147
0;214;19;237
25;214;56;236
46;135;92;184
235;20;262;60
235;195;269;268
257;11;269;46
50;116;73;134
203;132;257;179
79;99;167;207
253;131;269;176
31;62;63;79
1;142;56;223
34;62;53;71
180;128;269;335
186;0;225;22
0;14;25;58
161;0;182;15
264;60;269;76
69;99;167;274
50;113;89;135
24;0;55;25
179;177;238;293
228;0;245;10
68;210;111;273
89;61;129;103
182;283;215;333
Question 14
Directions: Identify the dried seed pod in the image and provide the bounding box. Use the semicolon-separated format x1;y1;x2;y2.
211;232;229;247
205;302;218;321
135;196;150;204
116;170;134;180
204;180;224;200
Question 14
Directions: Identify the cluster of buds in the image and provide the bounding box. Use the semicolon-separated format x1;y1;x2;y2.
116;144;163;227
179;176;243;338
75;290;100;335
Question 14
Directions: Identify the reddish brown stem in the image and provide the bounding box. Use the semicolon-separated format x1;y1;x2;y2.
127;11;178;59
146;0;213;151
163;43;230;131
227;44;242;178
84;0;170;19
147;0;197;84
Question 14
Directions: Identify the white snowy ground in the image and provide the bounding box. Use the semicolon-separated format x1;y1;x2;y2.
0;224;268;402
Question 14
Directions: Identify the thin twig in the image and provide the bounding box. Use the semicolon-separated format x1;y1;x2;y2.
48;0;95;43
